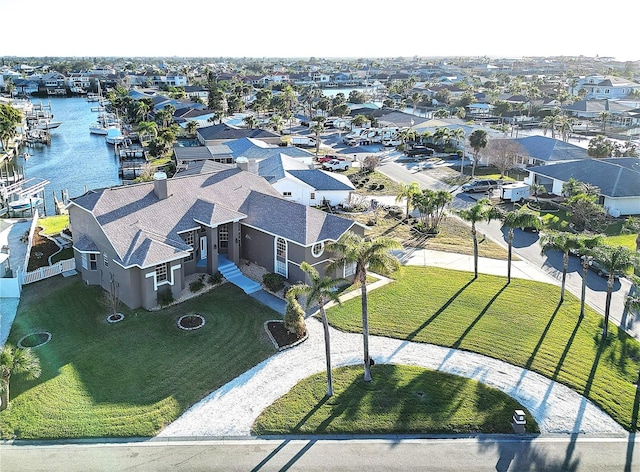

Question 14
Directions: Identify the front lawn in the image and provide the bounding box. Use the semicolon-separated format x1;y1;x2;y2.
252;364;539;435
0;276;277;439
326;266;640;431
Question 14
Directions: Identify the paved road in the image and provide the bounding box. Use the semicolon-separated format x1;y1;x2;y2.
377;157;637;339
3;436;640;471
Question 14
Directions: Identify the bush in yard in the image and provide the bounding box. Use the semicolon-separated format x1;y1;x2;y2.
189;275;205;293
157;288;174;307
208;272;223;285
284;291;307;336
263;273;286;292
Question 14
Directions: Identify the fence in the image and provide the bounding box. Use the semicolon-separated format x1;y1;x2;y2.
22;258;76;285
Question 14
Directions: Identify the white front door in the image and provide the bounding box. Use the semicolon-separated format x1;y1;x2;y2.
200;235;207;260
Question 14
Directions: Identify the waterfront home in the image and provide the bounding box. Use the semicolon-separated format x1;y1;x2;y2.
68;168;364;310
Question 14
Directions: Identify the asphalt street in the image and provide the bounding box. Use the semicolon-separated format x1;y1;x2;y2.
3;436;640;471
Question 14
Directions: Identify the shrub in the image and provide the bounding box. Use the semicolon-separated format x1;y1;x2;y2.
157;288;174;307
189;276;205;293
208;272;223;285
284;295;307;337
263;273;286;292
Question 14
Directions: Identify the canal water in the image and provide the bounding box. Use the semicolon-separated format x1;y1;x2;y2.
17;96;122;216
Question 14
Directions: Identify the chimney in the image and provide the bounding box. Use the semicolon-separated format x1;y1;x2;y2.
236;156;248;172
153;171;168;200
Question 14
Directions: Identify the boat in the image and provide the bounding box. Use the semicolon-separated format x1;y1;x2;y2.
105;127;126;145
89;112;120;136
33;118;63;130
8;196;43;211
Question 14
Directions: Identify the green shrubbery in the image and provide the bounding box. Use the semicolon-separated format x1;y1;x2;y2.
263;273;286;292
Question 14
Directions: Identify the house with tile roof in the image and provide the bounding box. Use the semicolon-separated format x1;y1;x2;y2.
525;157;640;216
68;168;364;310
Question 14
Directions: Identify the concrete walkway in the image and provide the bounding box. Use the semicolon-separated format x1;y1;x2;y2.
158;316;624;437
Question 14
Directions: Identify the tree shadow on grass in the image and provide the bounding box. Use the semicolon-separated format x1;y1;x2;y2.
406;277;475;341
524;301;563;371
451;283;508;350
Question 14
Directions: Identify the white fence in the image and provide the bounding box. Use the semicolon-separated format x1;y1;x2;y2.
22;258;76;285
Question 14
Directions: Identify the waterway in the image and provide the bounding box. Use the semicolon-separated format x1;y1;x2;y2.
16;96;122;216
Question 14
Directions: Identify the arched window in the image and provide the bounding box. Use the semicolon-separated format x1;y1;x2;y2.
311;242;324;258
275;237;287;277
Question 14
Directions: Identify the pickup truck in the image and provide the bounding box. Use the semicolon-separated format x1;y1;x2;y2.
316;155;345;163
322;159;350;171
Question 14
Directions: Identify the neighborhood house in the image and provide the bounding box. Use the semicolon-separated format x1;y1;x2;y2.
68;168;364;310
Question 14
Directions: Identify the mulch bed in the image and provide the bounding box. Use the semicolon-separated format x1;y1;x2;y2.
267;321;305;349
27;227;59;271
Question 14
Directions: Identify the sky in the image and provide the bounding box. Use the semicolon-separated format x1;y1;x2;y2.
2;0;638;62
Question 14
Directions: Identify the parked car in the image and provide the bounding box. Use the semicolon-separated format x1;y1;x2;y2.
581;256;625;279
316;155;345;163
322;159;350;171
461;179;499;193
405;145;434;157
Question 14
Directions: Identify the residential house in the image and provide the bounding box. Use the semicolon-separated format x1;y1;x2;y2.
68;168;365;310
525;157;640;216
196;123;281;146
249;154;355;207
477;135;589;168
574;75;640;100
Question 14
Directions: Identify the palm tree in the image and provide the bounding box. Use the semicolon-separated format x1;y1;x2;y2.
395;181;421;220
457;199;502;279
311;116;326;156
590;245;638;338
288;262;344;397
502;208;541;283
242;115;259;129
136;121;158;143
185;120;199;137
327;232;401;382
539;231;582;303
576;234;605;318
468;129;488;177
622;216;640;252
0;344;41;410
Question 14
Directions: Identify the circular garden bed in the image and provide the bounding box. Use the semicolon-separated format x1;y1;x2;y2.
177;313;206;331
106;313;125;323
17;331;52;348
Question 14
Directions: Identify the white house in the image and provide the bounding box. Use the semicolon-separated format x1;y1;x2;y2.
525;157;640;216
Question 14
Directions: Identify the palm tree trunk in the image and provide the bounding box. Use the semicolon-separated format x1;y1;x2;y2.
361;277;372;382
1;376;8;411
507;230;513;284
319;308;333;397
604;277;613;338
580;262;588;318
561;253;568;302
472;226;479;279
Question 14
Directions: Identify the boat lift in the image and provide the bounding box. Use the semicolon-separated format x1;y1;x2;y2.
1;177;50;216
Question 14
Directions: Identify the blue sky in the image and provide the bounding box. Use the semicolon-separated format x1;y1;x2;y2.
2;0;638;61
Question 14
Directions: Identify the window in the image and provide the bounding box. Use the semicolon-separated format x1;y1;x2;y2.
275;237;287;277
181;231;194;262
312;242;324;258
283;191;292;198
219;224;228;248
310;192;316;200
81;253;87;270
103;253;109;267
155;263;167;282
89;253;98;271
344;261;356;277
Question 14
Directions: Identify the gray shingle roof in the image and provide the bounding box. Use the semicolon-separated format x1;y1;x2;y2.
197;124;280;141
514;136;588;163
288;170;355;191
528;157;640;198
70;168;357;267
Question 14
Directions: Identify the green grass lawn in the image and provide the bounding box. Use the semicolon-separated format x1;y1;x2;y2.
0;276;277;439
325;266;640;431
38;215;70;236
252;364;539;435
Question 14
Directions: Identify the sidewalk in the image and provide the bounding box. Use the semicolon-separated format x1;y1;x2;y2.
398;248;560;285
